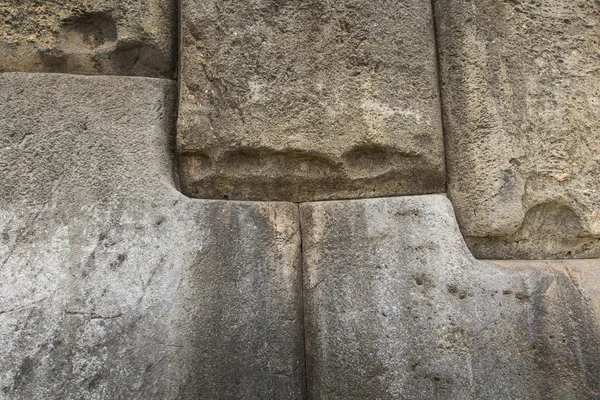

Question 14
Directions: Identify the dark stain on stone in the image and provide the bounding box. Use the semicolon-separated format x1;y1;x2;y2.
59;12;118;51
12;357;35;391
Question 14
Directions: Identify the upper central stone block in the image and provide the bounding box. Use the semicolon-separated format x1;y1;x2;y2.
178;0;445;201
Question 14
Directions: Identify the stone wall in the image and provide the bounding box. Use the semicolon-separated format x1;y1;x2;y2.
1;1;599;399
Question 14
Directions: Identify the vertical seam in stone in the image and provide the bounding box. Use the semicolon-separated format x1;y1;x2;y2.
430;0;449;194
173;0;184;193
297;202;309;399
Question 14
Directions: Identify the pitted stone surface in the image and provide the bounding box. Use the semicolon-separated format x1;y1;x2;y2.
0;0;176;78
0;73;304;399
435;0;600;259
178;0;445;201
301;196;600;399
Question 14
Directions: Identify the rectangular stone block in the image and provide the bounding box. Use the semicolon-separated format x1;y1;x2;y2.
301;196;600;399
0;73;304;399
435;0;600;258
0;0;176;78
178;0;445;201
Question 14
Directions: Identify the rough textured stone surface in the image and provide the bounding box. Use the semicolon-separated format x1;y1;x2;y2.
178;0;445;201
0;0;176;78
435;0;600;259
0;73;304;399
301;196;600;399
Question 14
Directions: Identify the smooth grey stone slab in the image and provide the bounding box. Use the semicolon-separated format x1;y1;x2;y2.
301;195;600;399
0;73;304;399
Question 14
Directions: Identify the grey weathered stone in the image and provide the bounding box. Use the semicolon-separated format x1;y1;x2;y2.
0;0;176;78
0;73;304;399
178;0;445;201
434;0;600;259
301;195;600;399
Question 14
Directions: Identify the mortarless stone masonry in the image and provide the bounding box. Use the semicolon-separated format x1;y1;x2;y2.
0;0;600;398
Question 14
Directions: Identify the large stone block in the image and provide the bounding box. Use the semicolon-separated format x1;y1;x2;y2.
178;0;445;201
301;196;600;399
435;0;600;259
0;73;304;399
0;0;176;78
